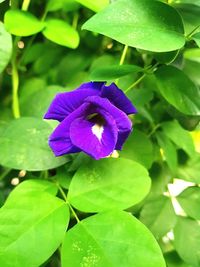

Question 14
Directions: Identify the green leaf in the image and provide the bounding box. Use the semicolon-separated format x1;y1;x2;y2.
192;32;200;47
82;0;185;52
90;64;143;81
61;211;166;267
156;132;178;171
161;121;195;157
13;179;58;196
47;0;79;12
176;0;200;5
4;10;45;36
42;19;79;48
0;22;12;74
166;104;200;131
183;59;200;86
0;117;69;171
155;65;200;116
53;166;73;190
76;0;108;12
0;181;69;267
177;187;200;220
120;129;153;169
184;48;200;63
20;85;67;118
154;50;179;64
68;158;151;212
20;77;47;99
140;195;177;239
165;251;195;267
174;217;200;267
177;153;200;184
173;4;200;34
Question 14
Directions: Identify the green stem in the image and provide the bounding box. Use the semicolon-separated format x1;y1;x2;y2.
124;73;146;93
115;45;129;85
186;24;200;39
119;45;128;65
147;123;161;137
57;184;80;223
21;0;31;11
11;0;31;118
72;12;79;29
11;39;20;118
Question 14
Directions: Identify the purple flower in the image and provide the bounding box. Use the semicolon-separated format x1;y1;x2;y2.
44;82;137;160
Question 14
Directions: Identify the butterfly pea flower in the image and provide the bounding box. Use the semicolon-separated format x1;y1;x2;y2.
44;82;137;160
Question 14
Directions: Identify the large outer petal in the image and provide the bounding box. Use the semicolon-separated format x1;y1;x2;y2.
77;81;105;91
48;103;90;156
70;111;118;160
44;82;103;122
101;83;137;115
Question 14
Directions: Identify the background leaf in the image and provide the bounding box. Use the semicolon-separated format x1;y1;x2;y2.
42;19;79;48
192;32;200;47
165;251;195;267
90;64;143;81
120;129;153;169
76;0;108;12
20;85;68;118
155;66;200;116
161;120;195;157
140;195;177;239
61;211;166;267
156;132;178;172
174;217;200;267
0;22;12;74
177;187;200;220
177;153;200;183
4;10;45;36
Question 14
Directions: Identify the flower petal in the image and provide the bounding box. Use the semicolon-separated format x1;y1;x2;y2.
85;95;132;132
70;111;118;160
101;83;137;115
48;103;90;156
44;83;102;122
85;95;133;150
77;81;105;91
115;129;132;150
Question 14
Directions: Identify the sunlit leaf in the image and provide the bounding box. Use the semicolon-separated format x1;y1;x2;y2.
83;0;185;52
68;158;151;212
42;19;79;48
0;180;69;267
4;10;45;36
61;211;166;267
0;117;69;171
0;22;12;73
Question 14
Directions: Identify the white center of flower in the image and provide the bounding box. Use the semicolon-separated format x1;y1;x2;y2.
92;124;104;141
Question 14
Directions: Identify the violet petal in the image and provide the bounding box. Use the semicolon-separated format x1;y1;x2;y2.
85;95;132;132
48;103;90;156
70;111;118;160
101;83;137;115
44;83;102;122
